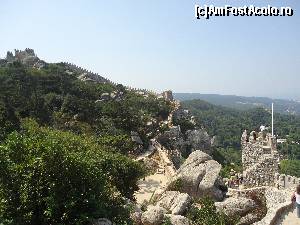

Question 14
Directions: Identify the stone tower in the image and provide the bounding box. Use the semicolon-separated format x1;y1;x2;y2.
241;130;279;188
161;90;174;102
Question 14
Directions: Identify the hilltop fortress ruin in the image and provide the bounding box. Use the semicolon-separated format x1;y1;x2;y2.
1;49;171;97
241;129;300;190
242;130;279;188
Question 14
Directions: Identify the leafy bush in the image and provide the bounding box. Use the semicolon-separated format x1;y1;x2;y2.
162;217;173;225
172;118;195;134
280;160;300;177
187;197;239;225
167;178;184;192
0;120;145;225
220;164;242;179
0;100;20;141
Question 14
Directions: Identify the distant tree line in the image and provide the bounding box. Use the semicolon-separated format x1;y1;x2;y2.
182;99;300;177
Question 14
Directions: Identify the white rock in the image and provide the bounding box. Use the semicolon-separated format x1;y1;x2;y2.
141;206;168;225
157;191;191;215
164;214;190;225
174;150;226;201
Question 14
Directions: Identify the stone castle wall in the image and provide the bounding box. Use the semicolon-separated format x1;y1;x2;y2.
274;173;300;190
2;49;174;100
243;156;279;188
242;130;279;188
63;62;158;96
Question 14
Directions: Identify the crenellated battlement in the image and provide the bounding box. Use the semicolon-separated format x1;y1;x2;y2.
62;62;159;97
275;173;300;190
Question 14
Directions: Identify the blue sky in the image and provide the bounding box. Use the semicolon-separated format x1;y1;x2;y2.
0;0;299;99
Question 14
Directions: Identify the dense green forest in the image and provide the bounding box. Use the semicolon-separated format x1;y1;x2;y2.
0;61;172;224
182;99;300;176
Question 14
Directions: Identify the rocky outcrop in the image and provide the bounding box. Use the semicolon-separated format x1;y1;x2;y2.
157;126;214;167
173;108;191;121
186;129;213;154
131;131;143;145
164;214;190;225
156;191;192;215
91;218;112;225
131;204;143;225
215;197;257;222
173;150;227;201
141;206;168;225
157;126;185;151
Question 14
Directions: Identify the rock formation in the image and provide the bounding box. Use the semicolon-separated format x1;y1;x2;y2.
215;197;258;224
91;218;112;225
185;129;212;154
131;131;144;145
156;191;192;215
172;150;227;201
164;214;190;225
141;206;168;225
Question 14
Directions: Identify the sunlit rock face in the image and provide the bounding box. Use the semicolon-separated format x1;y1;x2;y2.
172;150;227;201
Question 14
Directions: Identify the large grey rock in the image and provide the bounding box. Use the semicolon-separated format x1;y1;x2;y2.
156;191;191;215
141;206;167;225
91;218;112;225
173;108;190;121
173;150;226;201
131;131;143;145
100;93;111;101
164;214;190;225
157;126;185;160
131;204;143;225
186;129;212;154
215;197;257;217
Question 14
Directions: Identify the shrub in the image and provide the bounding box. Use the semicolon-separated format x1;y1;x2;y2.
0;121;144;224
167;178;184;192
162;217;173;225
280;160;300;177
187;197;239;225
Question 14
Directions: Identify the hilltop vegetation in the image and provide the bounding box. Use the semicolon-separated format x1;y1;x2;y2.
0;60;172;224
0;61;171;144
182;99;300;176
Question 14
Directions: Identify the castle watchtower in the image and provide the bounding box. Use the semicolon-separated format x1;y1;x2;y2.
242;130;279;188
161;90;174;102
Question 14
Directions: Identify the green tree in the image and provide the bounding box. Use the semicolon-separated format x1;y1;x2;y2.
280;160;300;177
0;120;144;225
187;197;239;225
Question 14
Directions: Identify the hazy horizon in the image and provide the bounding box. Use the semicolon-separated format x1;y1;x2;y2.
174;92;300;102
1;0;299;99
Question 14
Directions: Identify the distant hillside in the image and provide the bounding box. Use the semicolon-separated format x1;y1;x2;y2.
182;99;300;160
174;93;300;115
